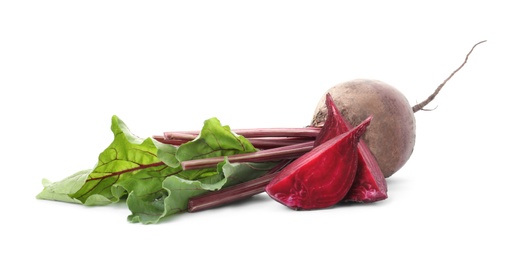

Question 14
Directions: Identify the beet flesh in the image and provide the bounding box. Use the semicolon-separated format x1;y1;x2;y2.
315;93;387;203
345;142;387;202
265;116;371;210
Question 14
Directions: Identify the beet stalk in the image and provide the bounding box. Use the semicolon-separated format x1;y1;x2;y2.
180;141;314;170
162;127;320;139
154;127;320;150
154;135;314;149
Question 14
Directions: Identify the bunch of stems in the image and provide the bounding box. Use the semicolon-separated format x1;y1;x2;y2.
152;126;321;212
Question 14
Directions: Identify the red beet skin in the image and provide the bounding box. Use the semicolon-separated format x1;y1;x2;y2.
265;116;371;210
316;94;387;202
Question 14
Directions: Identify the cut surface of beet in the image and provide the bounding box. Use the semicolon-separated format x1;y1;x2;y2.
265;116;371;210
316;93;387;202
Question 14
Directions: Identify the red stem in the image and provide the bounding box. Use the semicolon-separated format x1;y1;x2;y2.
153;135;314;149
180;141;314;170
163;127;321;139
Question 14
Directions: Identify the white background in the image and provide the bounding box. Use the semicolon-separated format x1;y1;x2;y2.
1;1;512;259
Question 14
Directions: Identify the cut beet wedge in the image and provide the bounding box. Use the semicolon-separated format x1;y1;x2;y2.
316;93;387;202
265;116;371;210
344;142;387;202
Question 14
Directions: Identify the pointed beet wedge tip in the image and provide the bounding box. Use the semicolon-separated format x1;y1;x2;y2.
265;116;372;210
313;93;352;146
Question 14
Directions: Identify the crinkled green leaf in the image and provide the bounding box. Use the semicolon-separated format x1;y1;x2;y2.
176;117;256;162
113;165;180;200
37;115;172;205
221;161;279;187
127;160;278;224
152;139;180;168
72;116;170;205
175;117;256;180
127;174;223;224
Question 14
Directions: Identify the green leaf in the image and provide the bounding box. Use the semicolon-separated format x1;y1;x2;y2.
176;117;256;161
37;115;173;206
221;161;279;187
36;169;91;203
152;138;180;168
175;117;256;180
126;160;278;224
71;116;170;205
126;175;221;224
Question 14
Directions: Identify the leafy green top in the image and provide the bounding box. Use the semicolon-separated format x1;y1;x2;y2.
37;116;276;224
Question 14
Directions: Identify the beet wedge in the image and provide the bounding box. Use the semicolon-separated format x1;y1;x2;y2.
315;93;387;202
265;116;371;210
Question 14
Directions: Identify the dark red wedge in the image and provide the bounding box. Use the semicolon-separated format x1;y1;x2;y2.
265;116;371;210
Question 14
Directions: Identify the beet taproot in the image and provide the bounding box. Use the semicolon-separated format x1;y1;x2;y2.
311;41;486;178
315;93;387;202
265;116;371;210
